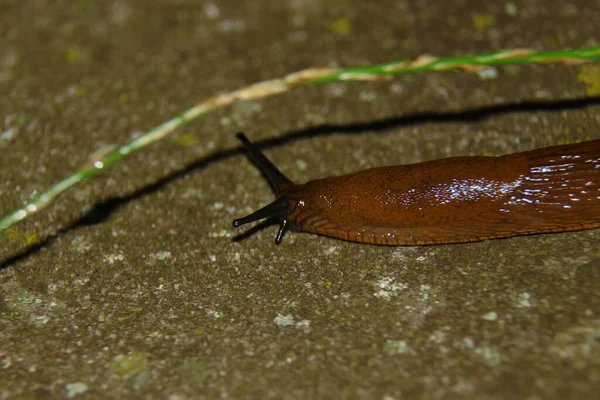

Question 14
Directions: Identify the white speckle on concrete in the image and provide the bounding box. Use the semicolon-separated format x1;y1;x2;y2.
517;292;533;308
323;246;337;256
295;159;307;171
149;251;172;261
209;229;231;238
32;315;50;326
459;337;475;349
295;319;311;329
66;382;88;398
104;253;124;264
326;83;347;97
390;82;404;94
429;329;446;344
204;3;220;19
71;236;92;253
0;128;15;141
384;340;411;355
476;67;497;80
474;346;502;365
274;313;295;326
420;284;432;301
505;2;518;16
218;19;246;33
482;311;498;321
359;91;376;102
182;188;204;199
374;277;408;299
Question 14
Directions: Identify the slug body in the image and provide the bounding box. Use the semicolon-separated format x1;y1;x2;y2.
232;133;600;245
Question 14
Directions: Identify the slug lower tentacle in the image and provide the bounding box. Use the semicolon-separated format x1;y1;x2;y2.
232;133;600;245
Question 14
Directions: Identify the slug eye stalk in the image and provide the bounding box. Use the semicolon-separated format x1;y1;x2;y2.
232;197;292;244
234;132;293;196
232;133;295;244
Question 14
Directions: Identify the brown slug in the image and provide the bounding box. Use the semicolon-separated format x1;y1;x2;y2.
232;133;600;245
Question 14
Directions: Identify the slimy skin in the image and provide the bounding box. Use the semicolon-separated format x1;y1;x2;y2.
232;133;600;245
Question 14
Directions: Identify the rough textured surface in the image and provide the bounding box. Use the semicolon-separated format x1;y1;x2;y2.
1;0;599;399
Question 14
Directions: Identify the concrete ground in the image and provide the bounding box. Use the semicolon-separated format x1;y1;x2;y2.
0;0;599;398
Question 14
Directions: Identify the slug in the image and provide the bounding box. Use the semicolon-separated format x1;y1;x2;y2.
232;133;600;245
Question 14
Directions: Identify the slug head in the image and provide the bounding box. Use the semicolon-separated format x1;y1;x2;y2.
232;196;293;244
232;132;296;244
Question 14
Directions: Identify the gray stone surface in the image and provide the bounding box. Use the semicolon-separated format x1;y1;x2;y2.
0;0;599;398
